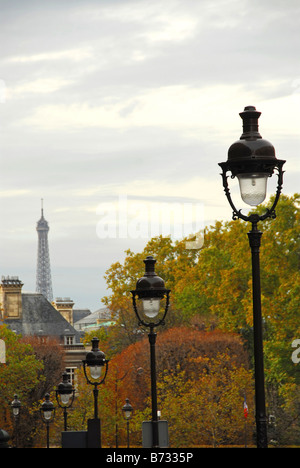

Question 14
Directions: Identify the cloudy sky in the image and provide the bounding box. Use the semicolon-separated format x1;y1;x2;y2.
0;0;299;312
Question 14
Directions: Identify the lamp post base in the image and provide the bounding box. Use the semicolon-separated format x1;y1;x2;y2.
142;420;169;448
87;418;101;448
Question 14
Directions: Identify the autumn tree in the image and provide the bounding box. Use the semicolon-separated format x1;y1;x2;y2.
20;335;66;447
21;335;66;397
156;354;254;447
98;327;253;447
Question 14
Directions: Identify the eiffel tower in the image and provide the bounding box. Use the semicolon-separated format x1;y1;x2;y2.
36;200;53;302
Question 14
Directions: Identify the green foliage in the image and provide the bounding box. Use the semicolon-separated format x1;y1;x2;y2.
0;326;44;446
157;354;254;447
0;326;43;405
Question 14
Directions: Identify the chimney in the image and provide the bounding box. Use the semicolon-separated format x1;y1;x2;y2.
0;276;23;319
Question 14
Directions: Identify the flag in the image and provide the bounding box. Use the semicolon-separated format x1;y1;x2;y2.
243;396;248;419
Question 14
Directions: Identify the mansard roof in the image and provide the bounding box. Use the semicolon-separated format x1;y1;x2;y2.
1;293;81;342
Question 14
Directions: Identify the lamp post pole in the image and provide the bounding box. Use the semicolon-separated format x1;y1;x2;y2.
82;337;109;447
40;393;55;449
83;337;109;419
219;106;285;448
11;394;21;448
248;220;267;446
131;256;170;448
56;371;75;431
148;325;159;446
122;398;133;448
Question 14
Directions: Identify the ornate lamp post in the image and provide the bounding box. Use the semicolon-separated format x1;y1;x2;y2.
40;393;55;448
11;394;21;448
83;337;109;420
122;398;133;448
131;256;170;448
82;337;109;448
56;371;75;431
219;105;285;448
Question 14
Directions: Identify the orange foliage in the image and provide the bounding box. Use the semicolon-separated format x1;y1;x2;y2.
105;327;249;413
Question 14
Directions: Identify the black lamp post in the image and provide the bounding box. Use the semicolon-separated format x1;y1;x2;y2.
83;337;109;448
131;256;170;448
219;106;285;448
122;398;133;448
40;393;55;449
11;394;21;448
83;337;109;421
56;371;75;431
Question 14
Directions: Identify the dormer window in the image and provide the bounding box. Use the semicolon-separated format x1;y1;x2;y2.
64;330;75;345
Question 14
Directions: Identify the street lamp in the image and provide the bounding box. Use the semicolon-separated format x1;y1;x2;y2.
11;394;21;418
11;394;21;448
83;337;109;419
56;371;75;431
131;256;170;448
40;393;55;449
219;105;285;448
122;398;133;448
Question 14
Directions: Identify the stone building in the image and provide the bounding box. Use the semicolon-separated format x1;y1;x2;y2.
52;297;91;328
0;276;86;384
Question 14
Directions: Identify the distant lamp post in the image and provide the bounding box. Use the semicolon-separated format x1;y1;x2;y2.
56;371;75;431
219;106;285;448
11;394;21;448
122;398;133;448
40;394;55;449
11;394;21;418
82;337;109;448
131;256;170;448
83;337;109;420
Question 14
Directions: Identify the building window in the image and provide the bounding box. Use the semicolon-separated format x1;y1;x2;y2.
66;367;76;386
64;335;74;345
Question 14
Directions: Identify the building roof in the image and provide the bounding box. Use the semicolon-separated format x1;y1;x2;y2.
73;308;91;324
1;293;81;342
74;306;114;331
